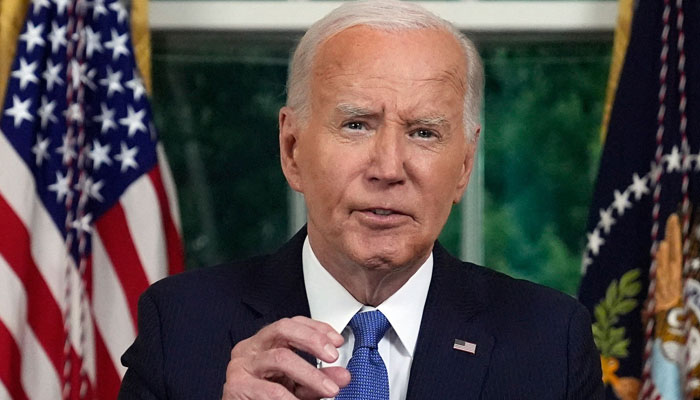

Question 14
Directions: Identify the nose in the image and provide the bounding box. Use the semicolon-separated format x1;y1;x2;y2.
366;126;407;186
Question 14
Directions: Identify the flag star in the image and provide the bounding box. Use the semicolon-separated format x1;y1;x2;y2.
4;95;33;128
114;142;139;172
94;103;117;133
599;208;615;234
56;135;77;164
37;96;58;128
71;213;93;235
31;135;51;166
69;60;97;91
89;140;112;170
85;178;105;202
11;58;39;90
42;59;64;90
104;28;129;61
587;229;605;256
85;26;103;58
65;102;83;123
48;22;67;53
126;74;145;101
75;177;105;203
683;150;694;170
109;1;128;24
630;173;649;200
82;67;97;91
119;105;146;137
92;0;108;19
99;65;123;97
54;0;69;16
612;189;632;216
32;0;51;15
692;258;700;271
48;171;70;203
666;146;682;172
19;22;45;53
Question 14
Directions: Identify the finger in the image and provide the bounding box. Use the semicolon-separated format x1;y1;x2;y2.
320;366;351;388
249;348;341;399
236;379;300;400
253;318;341;363
223;361;299;400
294;367;351;400
290;316;344;346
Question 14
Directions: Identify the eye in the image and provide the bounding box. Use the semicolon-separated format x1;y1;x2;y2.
344;121;365;130
411;128;437;139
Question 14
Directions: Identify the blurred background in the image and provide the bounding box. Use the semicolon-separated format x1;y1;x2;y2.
151;0;614;295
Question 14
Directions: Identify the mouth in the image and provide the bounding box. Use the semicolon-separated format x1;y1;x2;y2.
354;207;412;228
368;208;396;216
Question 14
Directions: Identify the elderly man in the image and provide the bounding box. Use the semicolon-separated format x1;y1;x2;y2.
119;1;604;399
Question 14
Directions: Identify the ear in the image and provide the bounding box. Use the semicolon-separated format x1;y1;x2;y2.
453;125;481;204
279;106;304;193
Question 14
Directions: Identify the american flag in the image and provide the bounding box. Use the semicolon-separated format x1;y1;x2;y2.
0;0;184;398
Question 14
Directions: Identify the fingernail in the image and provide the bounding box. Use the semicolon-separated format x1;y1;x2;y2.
323;379;339;395
324;343;339;360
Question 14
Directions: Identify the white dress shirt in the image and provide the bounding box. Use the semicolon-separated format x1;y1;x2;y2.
302;236;433;400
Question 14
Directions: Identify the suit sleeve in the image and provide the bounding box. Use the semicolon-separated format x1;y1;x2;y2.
118;290;168;400
566;303;605;400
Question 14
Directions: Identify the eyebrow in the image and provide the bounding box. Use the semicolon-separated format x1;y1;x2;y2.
410;116;449;128
335;103;378;117
335;103;451;130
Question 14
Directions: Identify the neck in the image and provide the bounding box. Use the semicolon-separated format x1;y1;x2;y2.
307;235;430;306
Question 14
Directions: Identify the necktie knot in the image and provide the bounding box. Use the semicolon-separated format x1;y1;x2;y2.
349;310;390;350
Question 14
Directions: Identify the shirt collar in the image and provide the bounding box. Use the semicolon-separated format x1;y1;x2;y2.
302;236;433;357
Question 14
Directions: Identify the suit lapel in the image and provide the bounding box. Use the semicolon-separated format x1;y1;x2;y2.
406;244;494;399
230;228;316;364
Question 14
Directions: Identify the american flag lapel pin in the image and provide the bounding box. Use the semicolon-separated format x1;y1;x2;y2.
453;339;477;354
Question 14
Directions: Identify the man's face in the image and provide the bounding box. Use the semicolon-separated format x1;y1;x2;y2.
280;26;478;273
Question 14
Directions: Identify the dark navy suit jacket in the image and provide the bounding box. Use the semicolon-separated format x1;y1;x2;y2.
119;228;604;399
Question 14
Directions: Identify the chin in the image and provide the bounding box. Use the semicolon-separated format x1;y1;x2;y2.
347;237;428;272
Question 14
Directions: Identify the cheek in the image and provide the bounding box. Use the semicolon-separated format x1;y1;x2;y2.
298;144;354;209
416;159;464;212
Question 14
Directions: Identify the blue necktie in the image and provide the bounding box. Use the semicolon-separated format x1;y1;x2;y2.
336;310;391;400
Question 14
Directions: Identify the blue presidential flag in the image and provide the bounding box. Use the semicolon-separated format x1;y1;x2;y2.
578;1;700;399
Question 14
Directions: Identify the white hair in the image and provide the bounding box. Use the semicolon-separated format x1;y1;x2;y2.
285;0;483;141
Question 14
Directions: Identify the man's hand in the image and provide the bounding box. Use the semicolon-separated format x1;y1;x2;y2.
222;316;351;400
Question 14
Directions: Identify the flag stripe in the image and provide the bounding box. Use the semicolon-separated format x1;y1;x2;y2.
0;379;13;400
93;230;136;378
21;330;61;400
0;254;29;400
149;166;185;275
121;172;167;284
94;321;122;400
0;254;61;400
0;194;64;374
0;132;68;309
0;323;29;400
95;203;151;327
